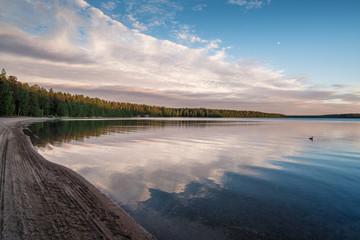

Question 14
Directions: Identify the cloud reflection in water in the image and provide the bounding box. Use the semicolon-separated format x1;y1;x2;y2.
27;119;360;239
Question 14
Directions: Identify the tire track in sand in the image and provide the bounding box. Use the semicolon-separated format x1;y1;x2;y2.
0;130;9;237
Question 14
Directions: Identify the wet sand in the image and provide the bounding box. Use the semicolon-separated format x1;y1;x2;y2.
0;118;155;239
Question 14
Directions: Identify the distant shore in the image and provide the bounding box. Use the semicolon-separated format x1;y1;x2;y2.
286;113;360;118
0;117;155;239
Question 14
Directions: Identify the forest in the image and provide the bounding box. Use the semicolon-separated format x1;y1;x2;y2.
0;69;285;118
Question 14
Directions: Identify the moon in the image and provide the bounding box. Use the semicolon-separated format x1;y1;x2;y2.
277;41;280;45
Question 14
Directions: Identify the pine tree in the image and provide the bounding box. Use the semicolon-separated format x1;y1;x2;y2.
28;90;42;116
0;78;15;116
18;88;29;116
56;103;69;116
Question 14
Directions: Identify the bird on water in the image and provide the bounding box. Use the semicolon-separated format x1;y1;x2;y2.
309;137;314;141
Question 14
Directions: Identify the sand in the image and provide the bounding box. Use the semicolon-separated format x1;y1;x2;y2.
0;118;155;239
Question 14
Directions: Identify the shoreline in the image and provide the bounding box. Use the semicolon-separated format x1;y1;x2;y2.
0;117;155;239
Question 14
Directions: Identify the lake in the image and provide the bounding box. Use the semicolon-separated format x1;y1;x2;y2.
25;118;360;240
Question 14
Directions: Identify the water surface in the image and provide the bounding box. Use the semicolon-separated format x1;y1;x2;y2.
26;118;360;239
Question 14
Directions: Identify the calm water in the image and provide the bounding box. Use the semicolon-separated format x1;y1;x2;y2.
26;118;360;240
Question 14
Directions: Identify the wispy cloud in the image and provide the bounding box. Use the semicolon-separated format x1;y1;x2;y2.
228;0;271;9
174;25;228;60
192;4;207;11
0;0;358;115
101;1;117;10
175;25;208;43
332;84;347;90
100;0;218;56
127;14;148;31
121;0;183;31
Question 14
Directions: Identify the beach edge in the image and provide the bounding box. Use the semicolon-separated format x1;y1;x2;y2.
0;117;155;239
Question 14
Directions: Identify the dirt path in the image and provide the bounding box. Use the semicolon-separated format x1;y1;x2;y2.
0;118;155;239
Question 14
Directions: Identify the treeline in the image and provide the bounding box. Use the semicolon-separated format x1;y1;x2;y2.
0;69;132;117
322;114;360;118
287;114;360;118
0;69;285;118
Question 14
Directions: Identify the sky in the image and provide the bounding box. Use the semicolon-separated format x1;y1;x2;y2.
0;0;359;115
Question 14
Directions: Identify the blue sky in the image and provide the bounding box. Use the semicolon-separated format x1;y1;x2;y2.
0;0;359;114
92;0;360;84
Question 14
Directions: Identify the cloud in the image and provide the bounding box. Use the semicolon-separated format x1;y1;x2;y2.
175;25;208;44
0;26;93;64
192;4;207;11
121;0;183;31
332;84;347;90
228;0;271;9
127;14;148;31
101;1;116;10
174;25;227;59
0;0;359;115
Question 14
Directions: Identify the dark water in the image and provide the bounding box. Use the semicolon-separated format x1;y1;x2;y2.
25;118;360;240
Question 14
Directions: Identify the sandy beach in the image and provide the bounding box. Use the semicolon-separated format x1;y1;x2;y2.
0;118;155;239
